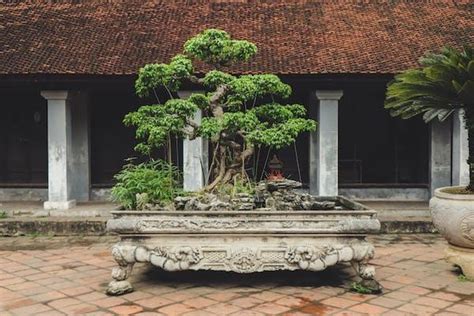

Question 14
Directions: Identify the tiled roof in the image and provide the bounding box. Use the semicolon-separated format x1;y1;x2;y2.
0;0;472;75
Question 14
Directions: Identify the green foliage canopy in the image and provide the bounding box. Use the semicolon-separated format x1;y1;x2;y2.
184;29;257;66
126;28;316;189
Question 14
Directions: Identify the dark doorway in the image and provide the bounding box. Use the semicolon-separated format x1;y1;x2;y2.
338;84;429;187
90;89;141;186
89;88;174;186
0;90;48;186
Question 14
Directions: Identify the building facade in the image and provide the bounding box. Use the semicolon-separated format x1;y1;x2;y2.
0;1;472;208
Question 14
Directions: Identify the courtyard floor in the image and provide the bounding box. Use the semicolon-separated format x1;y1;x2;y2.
0;235;473;316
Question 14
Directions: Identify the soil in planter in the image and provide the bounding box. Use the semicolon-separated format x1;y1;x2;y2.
441;187;474;195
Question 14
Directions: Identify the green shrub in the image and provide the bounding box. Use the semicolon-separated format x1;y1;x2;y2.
111;159;181;209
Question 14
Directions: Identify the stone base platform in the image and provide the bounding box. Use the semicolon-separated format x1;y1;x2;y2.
446;244;474;281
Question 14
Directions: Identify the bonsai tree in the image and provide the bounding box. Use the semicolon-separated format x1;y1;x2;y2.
385;46;474;191
125;29;316;191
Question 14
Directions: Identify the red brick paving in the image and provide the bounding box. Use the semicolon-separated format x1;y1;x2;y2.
0;234;473;315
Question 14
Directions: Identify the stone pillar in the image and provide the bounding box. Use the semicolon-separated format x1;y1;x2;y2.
452;109;469;186
41;91;75;209
430;119;452;196
309;90;343;196
70;91;91;201
177;91;208;191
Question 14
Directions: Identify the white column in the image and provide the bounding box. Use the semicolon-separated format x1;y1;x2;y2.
430;119;452;196
177;91;208;191
452;109;469;186
41;91;76;209
310;90;343;196
70;91;91;201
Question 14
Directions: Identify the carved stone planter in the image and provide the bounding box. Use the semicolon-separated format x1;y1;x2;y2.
106;196;381;295
430;187;474;280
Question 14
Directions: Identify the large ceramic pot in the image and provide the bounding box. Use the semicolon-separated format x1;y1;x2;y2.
430;186;474;280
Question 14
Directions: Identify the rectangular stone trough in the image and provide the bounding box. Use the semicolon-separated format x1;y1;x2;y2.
105;196;381;295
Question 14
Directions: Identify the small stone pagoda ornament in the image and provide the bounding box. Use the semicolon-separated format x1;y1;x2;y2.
267;154;284;181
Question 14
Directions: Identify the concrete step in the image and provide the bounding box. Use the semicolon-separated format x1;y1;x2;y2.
0;216;436;236
0;200;435;236
0;217;108;236
380;217;436;233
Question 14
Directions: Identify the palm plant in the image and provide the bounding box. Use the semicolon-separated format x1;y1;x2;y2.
385;46;474;191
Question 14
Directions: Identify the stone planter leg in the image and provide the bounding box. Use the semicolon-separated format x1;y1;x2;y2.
351;260;382;293
106;245;136;295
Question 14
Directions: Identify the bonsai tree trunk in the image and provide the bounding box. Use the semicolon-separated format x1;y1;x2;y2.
205;137;254;192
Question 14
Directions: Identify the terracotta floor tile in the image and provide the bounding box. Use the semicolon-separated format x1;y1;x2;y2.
274;296;306;307
205;291;241;302
412;296;452;309
59;285;94;296
297;303;338;315
320;297;358;308
249;291;284;302
135;297;174;309
204;302;241;314
47;297;82;309
8;303;52;315
158;303;196;315
384;290;419;302
445;303;474;314
182;297;217;309
400;285;432;295
368;297;404;308
2;298;36;311
397;303;439;315
122;290;154;301
252;302;291;314
379;310;407;316
229;310;265;316
109;304;144;315
92;296;127;308
230;297;264;308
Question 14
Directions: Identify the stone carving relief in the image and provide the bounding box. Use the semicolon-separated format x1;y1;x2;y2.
460;214;474;242
285;245;356;271
137;246;203;271
107;241;378;295
230;248;260;273
133;218;352;232
109;242;374;274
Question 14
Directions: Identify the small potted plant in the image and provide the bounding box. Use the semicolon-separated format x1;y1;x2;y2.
385;46;474;280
